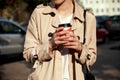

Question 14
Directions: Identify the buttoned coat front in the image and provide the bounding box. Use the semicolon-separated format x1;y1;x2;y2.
23;1;97;80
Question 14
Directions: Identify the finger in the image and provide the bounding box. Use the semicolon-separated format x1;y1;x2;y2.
56;27;64;32
54;36;69;45
64;41;77;46
63;39;80;47
64;41;82;51
64;45;76;49
55;40;68;45
54;31;70;39
72;34;79;40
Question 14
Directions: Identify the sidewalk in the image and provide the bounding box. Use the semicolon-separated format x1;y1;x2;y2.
0;61;32;80
92;41;120;80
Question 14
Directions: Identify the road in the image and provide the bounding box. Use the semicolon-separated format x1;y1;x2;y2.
93;41;120;80
0;41;120;80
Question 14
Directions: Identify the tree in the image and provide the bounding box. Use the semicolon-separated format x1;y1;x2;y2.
0;0;51;24
24;0;51;13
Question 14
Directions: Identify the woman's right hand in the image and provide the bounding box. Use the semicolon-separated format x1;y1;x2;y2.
49;27;70;50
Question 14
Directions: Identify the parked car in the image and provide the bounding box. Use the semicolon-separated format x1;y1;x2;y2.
96;15;109;24
104;15;120;39
96;15;120;41
96;22;109;43
96;16;109;43
0;18;26;56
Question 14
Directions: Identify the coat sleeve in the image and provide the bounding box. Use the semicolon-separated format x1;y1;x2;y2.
23;8;53;64
75;14;97;66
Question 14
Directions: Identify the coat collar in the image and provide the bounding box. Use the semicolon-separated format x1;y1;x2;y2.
42;2;56;15
73;1;85;22
43;0;84;27
42;1;85;23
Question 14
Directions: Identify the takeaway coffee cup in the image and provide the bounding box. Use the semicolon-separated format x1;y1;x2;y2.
58;23;72;32
58;23;73;40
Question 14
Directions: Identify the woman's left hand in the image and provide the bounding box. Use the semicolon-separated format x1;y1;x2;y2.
63;32;83;52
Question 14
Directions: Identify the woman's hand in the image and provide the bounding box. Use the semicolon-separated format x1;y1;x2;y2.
63;32;83;52
49;27;70;50
49;27;82;53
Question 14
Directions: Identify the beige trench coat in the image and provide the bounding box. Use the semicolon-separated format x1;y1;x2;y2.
23;1;97;80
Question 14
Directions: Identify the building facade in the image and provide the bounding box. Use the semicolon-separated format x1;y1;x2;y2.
78;0;120;16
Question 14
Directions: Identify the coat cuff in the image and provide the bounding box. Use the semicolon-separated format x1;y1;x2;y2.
34;43;53;63
74;45;90;64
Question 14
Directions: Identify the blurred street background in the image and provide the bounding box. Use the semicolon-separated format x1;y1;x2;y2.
0;0;120;80
0;41;120;80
